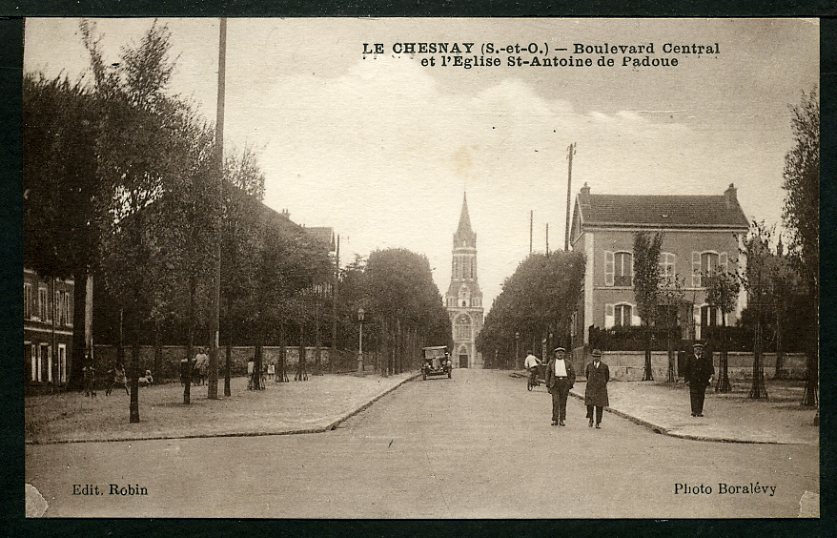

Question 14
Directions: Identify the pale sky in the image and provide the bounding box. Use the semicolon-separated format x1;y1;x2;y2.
24;18;820;309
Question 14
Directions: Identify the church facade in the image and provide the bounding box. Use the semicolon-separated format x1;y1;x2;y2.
445;194;484;369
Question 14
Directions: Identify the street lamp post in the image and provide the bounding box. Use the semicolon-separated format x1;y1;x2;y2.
357;308;365;373
515;331;520;369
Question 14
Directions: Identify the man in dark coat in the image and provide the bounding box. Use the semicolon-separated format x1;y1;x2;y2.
545;347;576;426
584;349;610;428
683;342;714;417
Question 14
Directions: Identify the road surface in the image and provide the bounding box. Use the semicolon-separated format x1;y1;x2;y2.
26;369;818;518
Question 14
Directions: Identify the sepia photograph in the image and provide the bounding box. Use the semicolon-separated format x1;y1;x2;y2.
21;17;819;518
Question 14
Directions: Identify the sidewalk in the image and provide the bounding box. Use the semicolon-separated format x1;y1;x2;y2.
568;379;818;446
25;371;417;444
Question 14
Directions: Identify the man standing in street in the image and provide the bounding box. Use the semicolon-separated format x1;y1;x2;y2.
684;342;714;417
545;347;576;426
584;349;609;429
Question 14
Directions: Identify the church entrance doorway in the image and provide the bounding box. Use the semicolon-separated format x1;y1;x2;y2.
459;354;468;368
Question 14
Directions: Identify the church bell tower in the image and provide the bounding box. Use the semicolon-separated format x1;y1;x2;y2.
446;193;484;368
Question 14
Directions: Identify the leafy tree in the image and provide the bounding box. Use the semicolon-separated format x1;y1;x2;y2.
781;87;819;408
740;221;772;400
476;252;585;368
151;106;217;404
220;147;266;395
658;274;685;383
633;231;663;381
705;270;740;392
82;19;185;422
23;72;103;390
365;249;452;375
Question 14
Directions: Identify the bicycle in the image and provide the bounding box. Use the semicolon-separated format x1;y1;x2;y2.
527;367;540;391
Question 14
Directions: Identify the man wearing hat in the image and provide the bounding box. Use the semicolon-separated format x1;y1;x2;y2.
584;349;610;428
545;346;576;426
683;342;714;417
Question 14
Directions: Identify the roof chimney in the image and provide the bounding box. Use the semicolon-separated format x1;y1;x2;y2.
724;183;737;209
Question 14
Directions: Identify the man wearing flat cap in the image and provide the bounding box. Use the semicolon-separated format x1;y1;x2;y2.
545;346;576;426
584;349;609;429
683;342;714;417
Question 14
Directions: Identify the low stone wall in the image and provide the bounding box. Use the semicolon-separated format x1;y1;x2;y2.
574;350;807;382
93;345;339;380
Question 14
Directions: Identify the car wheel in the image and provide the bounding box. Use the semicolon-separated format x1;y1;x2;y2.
448;371;451;379
423;373;427;380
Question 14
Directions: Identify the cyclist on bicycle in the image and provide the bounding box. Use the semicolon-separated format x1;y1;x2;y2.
524;350;541;386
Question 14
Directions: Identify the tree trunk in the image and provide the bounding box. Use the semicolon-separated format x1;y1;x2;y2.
129;310;140;423
395;318;401;374
68;271;88;390
643;321;653;381
184;275;196;405
749;311;768;399
314;305;322;375
254;320;263;390
715;314;732;392
774;301;787;379
224;293;232;397
666;322;675;384
278;321;287;382
153;320;162;383
296;318;307;381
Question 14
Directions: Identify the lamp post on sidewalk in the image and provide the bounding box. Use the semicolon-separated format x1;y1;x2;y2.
357;308;365;373
515;331;520;369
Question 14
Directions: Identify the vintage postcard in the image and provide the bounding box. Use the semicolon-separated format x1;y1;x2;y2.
22;18;819;518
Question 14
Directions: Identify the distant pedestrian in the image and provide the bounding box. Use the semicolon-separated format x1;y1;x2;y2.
683;342;714;417
82;359;96;397
584;349;609;429
194;348;209;385
545;347;575;426
106;363;129;396
247;357;255;390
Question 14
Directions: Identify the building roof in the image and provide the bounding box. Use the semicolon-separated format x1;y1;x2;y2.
305;227;335;251
574;183;749;231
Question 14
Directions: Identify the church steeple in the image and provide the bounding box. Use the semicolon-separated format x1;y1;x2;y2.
446;191;484;369
454;192;476;247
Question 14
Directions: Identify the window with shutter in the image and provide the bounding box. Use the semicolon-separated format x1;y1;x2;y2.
719;252;728;273
605;303;615;328
614;252;632;287
605;251;615;286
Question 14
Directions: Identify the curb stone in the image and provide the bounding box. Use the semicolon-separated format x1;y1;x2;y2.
325;373;419;430
567;390;805;445
26;373;419;445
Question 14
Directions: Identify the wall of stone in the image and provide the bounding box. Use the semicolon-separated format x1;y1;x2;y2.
93;345;342;380
573;349;807;382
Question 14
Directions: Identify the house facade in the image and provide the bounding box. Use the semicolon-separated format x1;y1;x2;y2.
570;183;749;348
24;268;74;389
446;194;484;368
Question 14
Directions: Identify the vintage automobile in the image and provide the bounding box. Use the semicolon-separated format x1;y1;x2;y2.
421;346;452;380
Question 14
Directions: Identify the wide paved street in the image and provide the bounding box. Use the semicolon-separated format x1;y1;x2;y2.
26;369;818;518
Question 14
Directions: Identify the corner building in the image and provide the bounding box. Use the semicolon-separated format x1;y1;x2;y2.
445;194;484;368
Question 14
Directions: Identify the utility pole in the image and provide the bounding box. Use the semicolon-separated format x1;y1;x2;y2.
529;210;533;254
545;223;549;256
208;17;227;399
564;142;576;251
331;234;340;373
